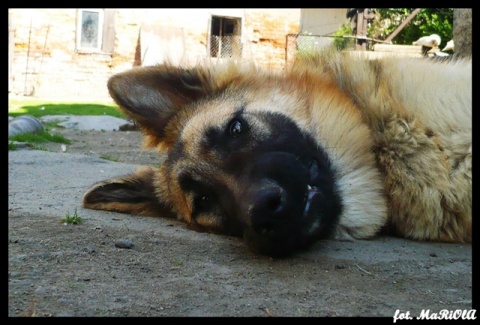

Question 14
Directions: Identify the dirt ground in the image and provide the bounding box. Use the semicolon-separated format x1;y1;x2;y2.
39;127;164;166
8;127;474;318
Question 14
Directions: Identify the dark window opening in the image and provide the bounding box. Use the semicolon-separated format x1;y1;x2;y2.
210;16;242;58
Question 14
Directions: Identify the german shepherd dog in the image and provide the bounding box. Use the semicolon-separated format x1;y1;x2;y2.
83;51;472;257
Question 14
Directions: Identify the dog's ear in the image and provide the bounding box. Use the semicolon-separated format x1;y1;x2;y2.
82;166;174;218
107;65;211;148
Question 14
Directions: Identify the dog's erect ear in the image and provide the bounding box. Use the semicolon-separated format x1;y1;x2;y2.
82;166;174;218
107;65;211;148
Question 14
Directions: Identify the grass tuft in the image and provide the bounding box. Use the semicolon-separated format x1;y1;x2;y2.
61;208;83;225
99;155;120;162
9;100;124;118
8;130;71;145
8;141;17;151
8;99;125;150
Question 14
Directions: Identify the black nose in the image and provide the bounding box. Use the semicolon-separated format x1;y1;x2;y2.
256;185;285;214
248;181;290;234
238;152;313;256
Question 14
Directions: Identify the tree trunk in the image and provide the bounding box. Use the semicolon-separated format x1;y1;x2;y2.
453;9;472;59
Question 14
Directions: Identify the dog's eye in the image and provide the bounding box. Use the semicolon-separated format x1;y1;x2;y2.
228;119;242;136
194;195;211;212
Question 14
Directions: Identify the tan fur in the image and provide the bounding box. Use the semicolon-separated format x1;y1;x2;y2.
83;50;472;249
310;52;472;242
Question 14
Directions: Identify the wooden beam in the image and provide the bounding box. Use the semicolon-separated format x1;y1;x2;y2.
385;8;422;43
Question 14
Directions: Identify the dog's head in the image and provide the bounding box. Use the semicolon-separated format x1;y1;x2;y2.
83;62;345;257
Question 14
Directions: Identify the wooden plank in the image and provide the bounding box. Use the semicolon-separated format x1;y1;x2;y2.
344;50;424;59
373;44;422;53
102;9;116;54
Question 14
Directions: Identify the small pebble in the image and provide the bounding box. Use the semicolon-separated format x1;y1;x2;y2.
115;239;134;249
34;287;46;295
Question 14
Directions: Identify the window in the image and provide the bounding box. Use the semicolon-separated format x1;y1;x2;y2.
209;16;242;58
76;9;115;53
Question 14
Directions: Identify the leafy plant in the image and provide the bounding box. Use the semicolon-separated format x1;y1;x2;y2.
335;9;453;49
61;208;83;225
368;8;453;46
333;23;355;50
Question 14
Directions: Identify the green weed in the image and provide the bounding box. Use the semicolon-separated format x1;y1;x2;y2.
61;208;83;225
99;155;121;162
8;141;17;151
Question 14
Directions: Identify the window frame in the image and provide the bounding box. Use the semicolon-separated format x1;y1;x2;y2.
209;15;242;58
76;8;105;53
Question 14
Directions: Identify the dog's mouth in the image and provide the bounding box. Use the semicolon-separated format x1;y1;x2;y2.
303;159;323;218
299;154;340;240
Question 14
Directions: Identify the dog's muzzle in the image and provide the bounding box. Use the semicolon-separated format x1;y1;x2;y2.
239;153;326;257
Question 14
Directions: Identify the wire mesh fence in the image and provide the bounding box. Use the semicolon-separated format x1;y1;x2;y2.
210;35;242;58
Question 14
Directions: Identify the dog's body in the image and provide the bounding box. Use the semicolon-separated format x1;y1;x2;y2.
83;51;471;256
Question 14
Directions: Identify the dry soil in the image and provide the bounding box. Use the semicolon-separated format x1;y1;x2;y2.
8;127;474;318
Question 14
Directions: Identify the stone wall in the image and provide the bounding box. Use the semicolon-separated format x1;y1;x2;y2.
9;9;300;101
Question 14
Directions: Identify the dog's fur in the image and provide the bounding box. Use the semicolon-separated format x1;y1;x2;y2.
83;51;472;256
